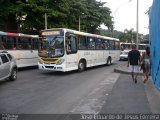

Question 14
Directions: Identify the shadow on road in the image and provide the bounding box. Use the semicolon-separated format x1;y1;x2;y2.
18;66;38;72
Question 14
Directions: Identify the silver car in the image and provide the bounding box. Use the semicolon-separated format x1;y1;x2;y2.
0;51;18;81
119;50;130;61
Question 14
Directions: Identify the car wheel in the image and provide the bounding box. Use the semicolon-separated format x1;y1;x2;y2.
10;68;17;81
78;61;85;72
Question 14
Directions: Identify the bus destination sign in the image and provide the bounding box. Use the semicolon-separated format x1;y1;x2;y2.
41;31;60;36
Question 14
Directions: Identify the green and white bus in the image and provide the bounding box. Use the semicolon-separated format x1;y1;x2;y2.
38;28;120;72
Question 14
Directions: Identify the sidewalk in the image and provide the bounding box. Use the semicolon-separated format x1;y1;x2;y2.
100;63;160;114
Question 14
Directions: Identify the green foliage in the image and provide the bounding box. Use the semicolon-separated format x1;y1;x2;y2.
118;29;137;43
0;0;113;34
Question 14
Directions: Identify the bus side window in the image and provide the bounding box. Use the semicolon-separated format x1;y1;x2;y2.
115;41;120;50
71;36;77;52
66;37;71;53
18;38;22;49
66;35;77;54
32;38;39;50
4;36;15;50
78;35;86;49
104;40;110;50
87;37;95;50
12;37;17;50
19;37;30;50
28;38;32;50
110;41;115;50
0;44;4;50
95;38;104;50
0;37;5;50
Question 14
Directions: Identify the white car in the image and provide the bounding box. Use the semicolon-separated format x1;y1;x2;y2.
119;50;130;61
0;51;18;81
119;49;145;61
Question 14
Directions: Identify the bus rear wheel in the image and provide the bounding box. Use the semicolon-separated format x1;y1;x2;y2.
107;57;111;65
78;61;85;72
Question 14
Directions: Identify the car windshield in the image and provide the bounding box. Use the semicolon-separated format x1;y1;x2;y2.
39;36;64;58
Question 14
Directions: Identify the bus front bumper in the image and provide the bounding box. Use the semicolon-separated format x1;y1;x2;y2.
38;62;65;72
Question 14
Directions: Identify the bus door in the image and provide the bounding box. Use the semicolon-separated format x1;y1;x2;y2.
86;37;96;66
65;34;78;70
109;41;120;62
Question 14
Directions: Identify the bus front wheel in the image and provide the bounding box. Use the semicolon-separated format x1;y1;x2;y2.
78;61;85;72
9;68;17;81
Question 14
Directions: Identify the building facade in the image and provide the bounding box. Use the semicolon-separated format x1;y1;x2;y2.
150;0;160;90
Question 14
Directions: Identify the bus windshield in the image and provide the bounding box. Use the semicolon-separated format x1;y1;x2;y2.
39;36;64;58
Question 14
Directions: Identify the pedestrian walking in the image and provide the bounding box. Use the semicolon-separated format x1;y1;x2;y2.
140;47;151;83
127;45;141;83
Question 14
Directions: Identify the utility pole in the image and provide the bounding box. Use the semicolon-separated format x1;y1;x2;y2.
45;5;48;30
136;0;139;49
79;16;80;31
45;13;47;30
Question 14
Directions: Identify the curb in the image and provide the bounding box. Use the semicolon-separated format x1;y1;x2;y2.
114;68;143;75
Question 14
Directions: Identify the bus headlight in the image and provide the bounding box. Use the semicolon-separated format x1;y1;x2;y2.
56;59;65;65
38;60;43;64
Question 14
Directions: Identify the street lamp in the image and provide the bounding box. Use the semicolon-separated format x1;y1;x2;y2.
114;0;132;16
112;0;132;37
79;16;81;31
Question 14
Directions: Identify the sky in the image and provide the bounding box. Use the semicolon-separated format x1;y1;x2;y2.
99;0;153;35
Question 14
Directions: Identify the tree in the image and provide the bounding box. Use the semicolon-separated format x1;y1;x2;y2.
0;0;113;34
118;28;137;43
0;0;18;32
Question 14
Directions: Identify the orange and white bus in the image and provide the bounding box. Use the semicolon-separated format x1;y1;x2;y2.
0;31;39;68
38;28;120;72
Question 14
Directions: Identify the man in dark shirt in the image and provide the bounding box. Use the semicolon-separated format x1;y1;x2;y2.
127;45;141;83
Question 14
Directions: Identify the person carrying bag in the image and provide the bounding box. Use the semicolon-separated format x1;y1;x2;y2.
140;47;152;83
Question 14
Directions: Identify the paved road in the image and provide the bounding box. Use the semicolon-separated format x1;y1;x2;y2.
0;61;121;114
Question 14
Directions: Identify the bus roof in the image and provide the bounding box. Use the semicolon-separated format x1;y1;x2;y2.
120;42;148;45
0;31;38;38
19;33;39;38
41;28;120;41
